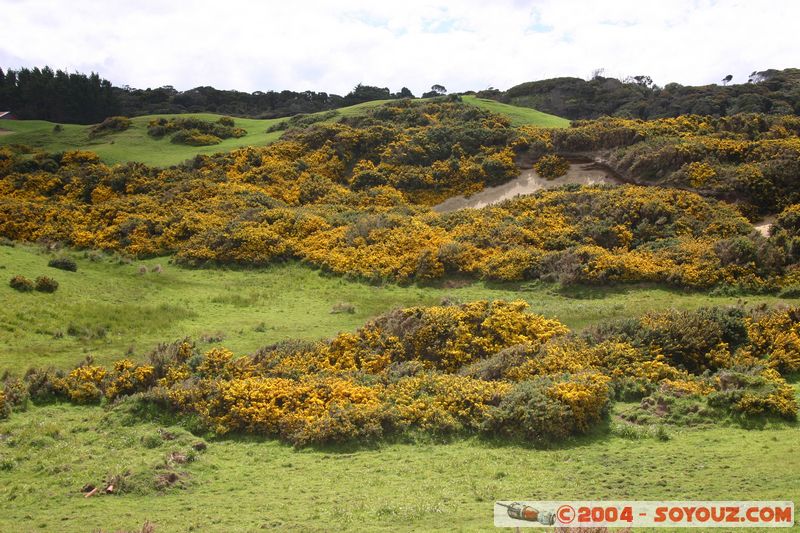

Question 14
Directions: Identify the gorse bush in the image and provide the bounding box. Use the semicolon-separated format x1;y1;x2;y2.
708;368;797;420
6;302;798;445
533;154;569;179
88;116;131;138
267;110;340;132
483;372;611;442
47;257;77;272
9;275;34;292
169;129;221;146
2;100;799;290
34;275;58;292
526;113;800;214
0;391;7;419
147;116;247;145
742;307;800;374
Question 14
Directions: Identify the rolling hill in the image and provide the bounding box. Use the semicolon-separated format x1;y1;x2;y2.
0;97;568;166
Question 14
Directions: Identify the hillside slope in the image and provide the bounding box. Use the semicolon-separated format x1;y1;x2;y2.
0;100;391;166
3;243;785;370
462;95;570;127
0;97;566;166
481;68;800;120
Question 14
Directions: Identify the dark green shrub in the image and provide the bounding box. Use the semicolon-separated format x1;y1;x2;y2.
147;116;245;144
0;391;8;419
778;285;800;298
1;376;30;413
482;377;572;442
282;403;388;447
9;275;34;292
48;257;77;272
583;307;748;374
483;373;610;442
24;367;63;402
34;276;59;293
708;368;797;420
89;116;131;138
266;121;288;133
714;236;757;266
147;123;168;138
170;129;221;146
459;344;530;381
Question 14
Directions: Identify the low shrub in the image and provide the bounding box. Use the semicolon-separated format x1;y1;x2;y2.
1;376;29;414
386;373;510;434
6;301;798;443
147;116;246;144
170;129;222;146
193;376;388;446
778;285;800;298
534;154;569;179
34;276;59;292
744;308;800;374
106;359;157;400
89;116;131;138
482;372;611;442
56;364;107;404
709;367;797;420
0;391;8;419
9;275;34;292
48;256;77;272
24;367;63;402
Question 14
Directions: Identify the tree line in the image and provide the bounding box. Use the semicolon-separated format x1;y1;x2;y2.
0;66;421;124
0;67;117;124
477;68;800;120
4;64;799;125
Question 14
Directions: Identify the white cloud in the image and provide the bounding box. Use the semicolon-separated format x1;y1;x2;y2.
1;0;798;95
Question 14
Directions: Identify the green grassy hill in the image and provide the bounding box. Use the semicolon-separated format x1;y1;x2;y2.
0;100;390;167
0;97;567;167
0;113;285;166
462;95;571;127
0;243;790;372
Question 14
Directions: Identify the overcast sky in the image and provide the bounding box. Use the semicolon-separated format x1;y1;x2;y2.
2;0;798;95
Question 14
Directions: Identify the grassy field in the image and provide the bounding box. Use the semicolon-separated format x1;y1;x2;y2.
0;99;389;167
462;95;571;128
1;242;793;373
0;397;797;532
0;113;282;166
0;97;567;167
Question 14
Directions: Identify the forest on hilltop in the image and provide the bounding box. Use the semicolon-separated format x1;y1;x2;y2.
477;68;800;120
0;66;415;124
4;66;800;125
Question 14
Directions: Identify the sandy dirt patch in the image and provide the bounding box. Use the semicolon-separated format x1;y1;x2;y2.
433;161;622;212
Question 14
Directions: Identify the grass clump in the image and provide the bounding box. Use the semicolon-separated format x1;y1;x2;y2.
330;302;356;314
